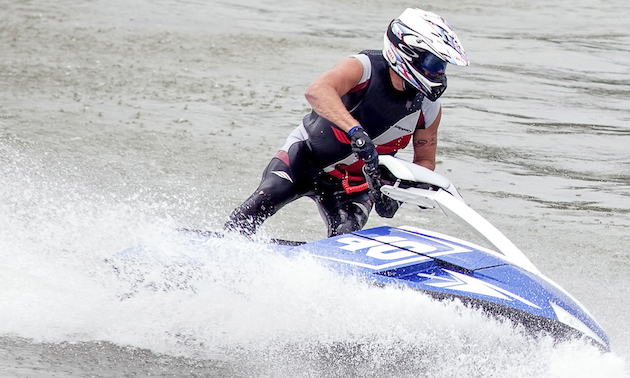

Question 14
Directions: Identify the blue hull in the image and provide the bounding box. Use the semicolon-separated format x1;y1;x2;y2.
268;226;610;350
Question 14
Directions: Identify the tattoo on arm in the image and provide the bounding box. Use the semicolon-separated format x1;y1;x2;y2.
414;137;437;148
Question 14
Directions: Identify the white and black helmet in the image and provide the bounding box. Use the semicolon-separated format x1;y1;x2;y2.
383;8;469;101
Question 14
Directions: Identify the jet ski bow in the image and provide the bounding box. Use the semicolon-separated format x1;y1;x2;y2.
292;156;609;350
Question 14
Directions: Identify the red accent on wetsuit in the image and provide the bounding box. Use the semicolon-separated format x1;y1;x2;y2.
327;109;425;181
376;135;413;155
331;127;351;144
274;150;290;165
349;80;369;93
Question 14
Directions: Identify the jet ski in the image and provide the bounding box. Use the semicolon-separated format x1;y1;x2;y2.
119;155;610;351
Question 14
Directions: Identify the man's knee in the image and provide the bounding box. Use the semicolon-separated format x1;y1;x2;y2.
327;200;371;237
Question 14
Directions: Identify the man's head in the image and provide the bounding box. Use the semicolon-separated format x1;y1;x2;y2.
383;8;469;101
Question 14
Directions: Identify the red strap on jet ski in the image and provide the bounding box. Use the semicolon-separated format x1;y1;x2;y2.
341;171;369;194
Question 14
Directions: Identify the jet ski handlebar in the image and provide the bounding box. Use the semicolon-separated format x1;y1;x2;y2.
376;155;539;274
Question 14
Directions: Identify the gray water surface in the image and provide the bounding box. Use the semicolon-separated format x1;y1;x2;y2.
1;0;629;376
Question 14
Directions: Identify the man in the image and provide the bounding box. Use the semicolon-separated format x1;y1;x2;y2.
224;8;469;237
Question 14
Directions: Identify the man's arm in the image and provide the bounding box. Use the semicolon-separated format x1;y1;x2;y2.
304;57;365;133
412;106;442;171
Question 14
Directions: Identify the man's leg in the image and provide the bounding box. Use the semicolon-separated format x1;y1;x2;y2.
224;142;308;236
315;190;372;237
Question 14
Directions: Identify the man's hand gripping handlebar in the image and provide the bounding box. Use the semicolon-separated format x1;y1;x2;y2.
348;126;400;218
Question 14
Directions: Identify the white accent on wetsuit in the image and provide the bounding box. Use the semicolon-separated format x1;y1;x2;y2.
280;123;309;153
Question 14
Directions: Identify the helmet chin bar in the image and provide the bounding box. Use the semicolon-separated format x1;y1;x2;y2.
424;74;447;101
402;69;447;101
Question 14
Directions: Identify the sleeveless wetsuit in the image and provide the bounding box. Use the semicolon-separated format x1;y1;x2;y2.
225;50;441;237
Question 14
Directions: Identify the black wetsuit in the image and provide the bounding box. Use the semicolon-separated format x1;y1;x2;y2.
225;50;438;237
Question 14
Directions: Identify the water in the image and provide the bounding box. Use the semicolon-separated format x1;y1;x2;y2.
1;0;629;376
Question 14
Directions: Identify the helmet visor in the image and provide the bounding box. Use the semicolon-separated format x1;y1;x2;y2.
414;51;447;76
